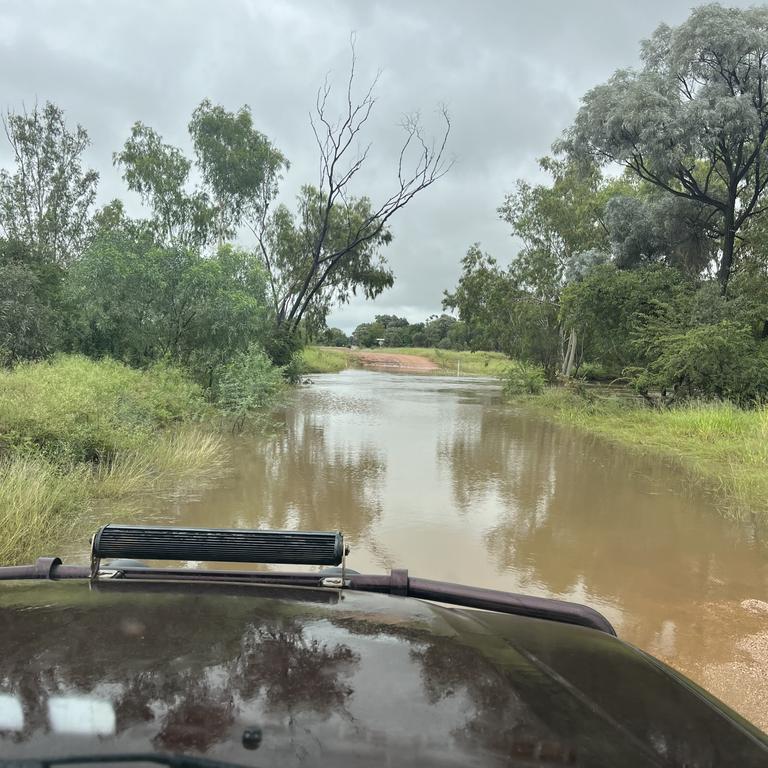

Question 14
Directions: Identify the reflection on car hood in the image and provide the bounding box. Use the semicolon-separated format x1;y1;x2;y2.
0;580;766;767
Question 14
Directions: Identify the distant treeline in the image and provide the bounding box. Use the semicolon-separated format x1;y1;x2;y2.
316;313;472;350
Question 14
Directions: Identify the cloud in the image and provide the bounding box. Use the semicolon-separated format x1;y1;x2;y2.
0;0;752;331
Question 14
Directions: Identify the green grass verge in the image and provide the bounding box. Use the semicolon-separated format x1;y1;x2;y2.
299;346;353;374
0;355;226;564
519;387;768;517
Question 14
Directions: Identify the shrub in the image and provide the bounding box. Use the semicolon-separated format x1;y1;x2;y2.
576;362;611;382
0;355;207;463
501;362;546;396
215;345;285;428
633;321;768;405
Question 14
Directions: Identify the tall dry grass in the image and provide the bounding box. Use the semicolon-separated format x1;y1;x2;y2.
0;356;227;564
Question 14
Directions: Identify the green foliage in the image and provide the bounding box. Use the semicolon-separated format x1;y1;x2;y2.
444;245;561;375
634;321;768;405
351;313;469;350
576;362;610;382
215;345;285;428
0;355;207;463
316;327;350;347
560;264;693;372
501;362;546;396
562;4;768;289
189;99;287;244
0;102;98;266
0;239;63;362
113;122;215;250
604;193;715;274
66;215;272;383
264;185;394;333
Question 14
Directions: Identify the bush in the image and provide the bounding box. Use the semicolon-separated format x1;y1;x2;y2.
576;362;611;381
0;355;207;463
501;362;546;396
215;345;285;428
633;321;768;405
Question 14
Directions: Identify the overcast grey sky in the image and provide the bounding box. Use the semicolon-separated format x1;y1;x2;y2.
0;1;756;331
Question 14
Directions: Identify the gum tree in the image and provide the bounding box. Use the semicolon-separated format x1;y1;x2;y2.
562;4;768;292
0;102;98;265
252;40;452;349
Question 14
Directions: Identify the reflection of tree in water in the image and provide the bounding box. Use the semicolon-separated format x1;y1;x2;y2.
439;406;768;653
438;407;559;528
0;596;360;754
231;410;385;543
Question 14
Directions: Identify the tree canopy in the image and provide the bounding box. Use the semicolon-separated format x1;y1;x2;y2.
561;4;768;292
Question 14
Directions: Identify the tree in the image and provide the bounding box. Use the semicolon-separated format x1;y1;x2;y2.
0;102;98;265
443;245;516;354
561;4;768;292
260;186;395;343
66;206;271;384
351;321;385;348
317;327;350;347
0;239;61;363
113;123;215;250
603;193;715;274
189;100;288;246
252;39;451;345
559;263;692;374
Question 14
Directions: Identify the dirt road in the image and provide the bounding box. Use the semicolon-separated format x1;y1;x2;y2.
350;349;439;371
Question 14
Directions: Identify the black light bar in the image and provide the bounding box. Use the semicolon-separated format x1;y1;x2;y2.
91;524;345;573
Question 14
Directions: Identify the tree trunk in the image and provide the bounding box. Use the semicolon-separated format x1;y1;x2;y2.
717;202;736;294
563;328;577;378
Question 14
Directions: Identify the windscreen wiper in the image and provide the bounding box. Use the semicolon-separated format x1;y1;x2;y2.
0;753;251;768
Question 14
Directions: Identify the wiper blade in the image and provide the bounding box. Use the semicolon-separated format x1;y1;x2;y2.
0;753;251;768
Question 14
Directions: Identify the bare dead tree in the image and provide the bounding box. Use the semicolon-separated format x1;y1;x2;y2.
251;38;452;335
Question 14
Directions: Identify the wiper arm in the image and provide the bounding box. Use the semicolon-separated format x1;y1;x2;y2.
0;753;251;768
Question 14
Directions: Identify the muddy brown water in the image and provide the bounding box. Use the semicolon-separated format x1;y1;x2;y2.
103;370;768;730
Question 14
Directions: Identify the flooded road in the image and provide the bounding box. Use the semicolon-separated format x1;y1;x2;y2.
142;370;768;729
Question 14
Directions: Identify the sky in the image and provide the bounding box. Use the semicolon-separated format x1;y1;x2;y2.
0;0;756;332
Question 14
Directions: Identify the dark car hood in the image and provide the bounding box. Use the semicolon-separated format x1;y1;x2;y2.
0;579;766;767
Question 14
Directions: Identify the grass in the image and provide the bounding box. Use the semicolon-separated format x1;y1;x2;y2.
0;355;226;564
299;346;353;374
518;386;768;517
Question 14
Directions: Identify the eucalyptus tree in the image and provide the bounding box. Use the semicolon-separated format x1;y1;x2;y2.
252;41;452;348
0;102;98;266
113;122;215;251
189;100;287;247
562;4;768;292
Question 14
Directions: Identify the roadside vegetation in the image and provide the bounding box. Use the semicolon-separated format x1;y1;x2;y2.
300;346;353;374
0;356;225;563
0;44;450;560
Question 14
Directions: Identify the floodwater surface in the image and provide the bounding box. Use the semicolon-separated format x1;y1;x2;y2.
130;370;768;729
